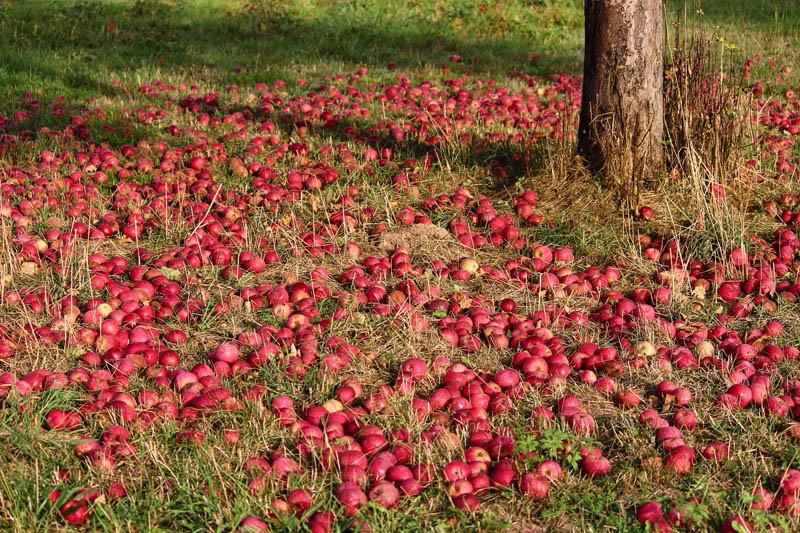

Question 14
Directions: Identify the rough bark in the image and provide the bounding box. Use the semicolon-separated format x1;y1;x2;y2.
578;0;664;183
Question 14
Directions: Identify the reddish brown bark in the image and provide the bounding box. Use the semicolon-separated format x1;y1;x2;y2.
578;0;664;182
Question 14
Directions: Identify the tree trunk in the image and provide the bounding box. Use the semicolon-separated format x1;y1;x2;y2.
578;0;664;187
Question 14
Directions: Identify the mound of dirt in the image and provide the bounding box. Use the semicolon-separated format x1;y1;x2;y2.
376;223;463;261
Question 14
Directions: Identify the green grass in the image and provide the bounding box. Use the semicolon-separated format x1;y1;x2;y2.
2;0;798;119
2;1;800;532
665;0;800;91
0;0;583;116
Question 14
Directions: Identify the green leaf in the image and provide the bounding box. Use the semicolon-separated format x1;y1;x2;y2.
159;267;182;280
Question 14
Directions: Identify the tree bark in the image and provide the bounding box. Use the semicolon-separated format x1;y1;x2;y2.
578;0;664;184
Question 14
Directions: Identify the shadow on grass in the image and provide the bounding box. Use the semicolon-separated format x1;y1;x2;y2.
4;0;795;183
0;0;583;116
0;0;584;190
671;0;800;33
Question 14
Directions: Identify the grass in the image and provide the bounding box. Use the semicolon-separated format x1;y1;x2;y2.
0;0;582;115
2;0;800;532
1;0;798;117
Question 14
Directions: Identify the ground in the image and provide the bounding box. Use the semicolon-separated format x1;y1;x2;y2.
2;1;800;532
